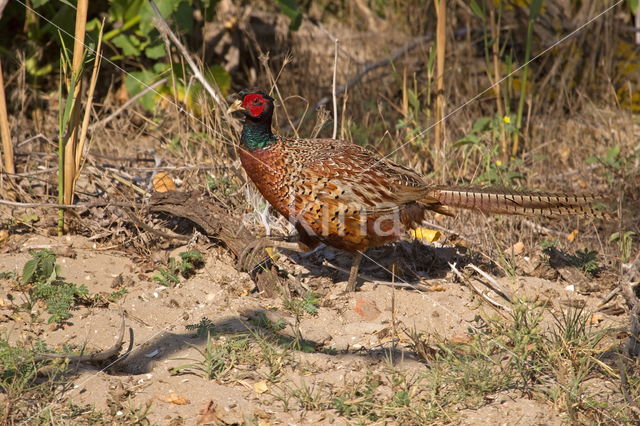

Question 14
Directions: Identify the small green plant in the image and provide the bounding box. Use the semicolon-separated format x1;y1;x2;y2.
609;231;635;263
185;317;216;337
13;249;89;324
152;250;204;286
108;288;128;302
587;145;640;184
544;307;610;423
566;249;601;276
206;174;237;196
454;115;524;186
282;291;320;352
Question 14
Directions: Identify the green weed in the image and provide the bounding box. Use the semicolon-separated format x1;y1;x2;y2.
566;249;602;276
9;249;89;324
152;250;204;286
185;317;217;337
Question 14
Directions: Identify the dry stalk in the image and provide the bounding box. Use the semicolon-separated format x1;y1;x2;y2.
434;0;447;177
74;19;105;187
489;9;508;164
62;0;88;205
0;58;14;175
332;37;339;139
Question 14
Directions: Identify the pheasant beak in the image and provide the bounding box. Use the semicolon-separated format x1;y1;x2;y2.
226;99;246;114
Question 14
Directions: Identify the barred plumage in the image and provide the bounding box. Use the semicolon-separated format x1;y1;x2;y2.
228;91;608;291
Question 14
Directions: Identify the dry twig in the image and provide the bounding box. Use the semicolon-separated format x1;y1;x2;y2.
449;262;511;312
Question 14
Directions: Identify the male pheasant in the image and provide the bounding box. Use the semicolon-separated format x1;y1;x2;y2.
228;90;605;291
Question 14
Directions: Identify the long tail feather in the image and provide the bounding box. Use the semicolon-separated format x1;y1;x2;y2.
427;186;608;218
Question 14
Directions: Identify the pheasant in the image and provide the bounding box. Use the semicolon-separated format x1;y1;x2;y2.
228;90;605;291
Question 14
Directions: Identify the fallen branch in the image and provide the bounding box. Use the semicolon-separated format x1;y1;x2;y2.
465;263;513;303
449;262;511;313
147;190;285;296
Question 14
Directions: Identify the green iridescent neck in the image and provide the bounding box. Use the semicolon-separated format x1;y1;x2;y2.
241;118;277;151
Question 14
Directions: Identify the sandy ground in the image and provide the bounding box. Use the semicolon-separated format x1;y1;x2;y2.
0;233;627;424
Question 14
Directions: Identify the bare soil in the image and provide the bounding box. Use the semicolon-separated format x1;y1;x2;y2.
0;229;630;424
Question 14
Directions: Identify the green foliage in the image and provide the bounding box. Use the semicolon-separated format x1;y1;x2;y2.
282;291;319;352
21;249;58;286
275;0;302;30
0;338;69;421
283;291;320;316
456;121;523;185
587;145;640;184
152;250;204;286
18;249;88;324
454;115;525;185
3;0;233;111
566;249;601;276
186;317;217;337
455;114;517;147
108;288;128;302
207;174;237;196
32;281;89;324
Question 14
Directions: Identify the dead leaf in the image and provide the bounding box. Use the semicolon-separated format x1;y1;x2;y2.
115;82;129;104
428;284;447;292
0;229;9;244
258;421;272;426
160;393;190;405
253;380;269;394
504;241;525;256
450;334;472;345
410;228;441;243
197;401;219;425
152;172;177;192
264;247;280;262
589;313;604;325
566;229;579;243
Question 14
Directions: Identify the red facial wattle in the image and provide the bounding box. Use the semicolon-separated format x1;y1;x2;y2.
242;94;267;117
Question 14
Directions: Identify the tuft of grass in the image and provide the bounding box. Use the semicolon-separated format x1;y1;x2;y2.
170;333;253;381
0;338;71;422
170;328;294;384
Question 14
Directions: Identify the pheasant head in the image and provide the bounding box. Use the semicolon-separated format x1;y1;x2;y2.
228;91;276;151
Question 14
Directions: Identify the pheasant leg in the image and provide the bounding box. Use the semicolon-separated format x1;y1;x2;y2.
346;251;363;292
